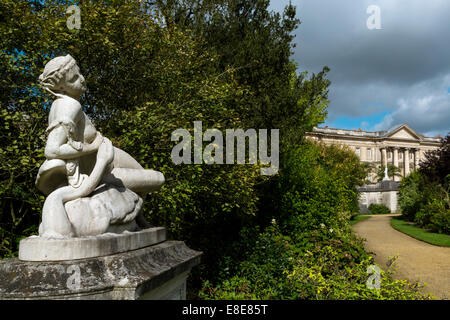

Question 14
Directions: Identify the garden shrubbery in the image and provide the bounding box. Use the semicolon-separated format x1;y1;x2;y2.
369;204;391;215
201;225;428;300
399;135;449;234
200;142;431;300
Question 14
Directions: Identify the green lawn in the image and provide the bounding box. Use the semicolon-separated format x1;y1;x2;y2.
350;215;371;226
390;217;450;247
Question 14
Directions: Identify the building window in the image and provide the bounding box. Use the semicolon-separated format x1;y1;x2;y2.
355;148;360;157
399;152;403;160
388;151;392;159
367;148;372;160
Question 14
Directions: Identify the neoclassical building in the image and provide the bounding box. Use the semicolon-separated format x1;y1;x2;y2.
305;124;443;212
306;123;442;181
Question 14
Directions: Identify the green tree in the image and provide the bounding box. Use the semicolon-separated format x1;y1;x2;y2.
152;0;331;150
419;134;450;187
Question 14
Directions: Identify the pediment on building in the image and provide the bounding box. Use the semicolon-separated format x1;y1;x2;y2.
384;124;422;141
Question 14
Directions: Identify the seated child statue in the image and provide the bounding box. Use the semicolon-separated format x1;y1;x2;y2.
36;54;165;239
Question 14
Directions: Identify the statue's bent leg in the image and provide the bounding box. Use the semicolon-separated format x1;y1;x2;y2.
39;186;75;239
112;147;144;170
105;147;164;228
102;168;165;194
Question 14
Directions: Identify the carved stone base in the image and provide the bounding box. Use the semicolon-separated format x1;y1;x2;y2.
19;227;166;261
0;240;202;300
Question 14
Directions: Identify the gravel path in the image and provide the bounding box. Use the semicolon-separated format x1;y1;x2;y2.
352;214;450;299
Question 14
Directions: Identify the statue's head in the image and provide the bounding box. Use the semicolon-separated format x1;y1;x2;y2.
38;54;86;99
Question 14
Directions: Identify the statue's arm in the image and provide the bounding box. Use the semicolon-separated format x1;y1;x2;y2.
45;126;102;160
64;138;114;202
82;131;103;153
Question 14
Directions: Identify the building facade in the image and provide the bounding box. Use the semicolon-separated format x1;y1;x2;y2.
305;124;442;212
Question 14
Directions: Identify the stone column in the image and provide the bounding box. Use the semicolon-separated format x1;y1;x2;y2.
381;148;387;167
393;148;399;181
414;149;420;169
404;148;410;176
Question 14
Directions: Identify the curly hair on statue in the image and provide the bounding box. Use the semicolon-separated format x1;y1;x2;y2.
38;54;76;95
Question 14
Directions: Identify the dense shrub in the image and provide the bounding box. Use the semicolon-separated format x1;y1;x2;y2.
200;223;431;300
398;171;424;221
200;141;431;299
276;141;367;240
369;204;391;215
399;136;450;234
429;207;450;234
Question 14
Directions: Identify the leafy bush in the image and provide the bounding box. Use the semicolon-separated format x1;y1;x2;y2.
276;141;368;240
200;141;431;300
369;204;391;214
398;171;424;221
429;208;450;234
399;159;449;234
200;223;431;300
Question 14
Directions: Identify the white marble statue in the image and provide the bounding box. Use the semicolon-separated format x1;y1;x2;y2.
36;54;165;239
383;166;390;181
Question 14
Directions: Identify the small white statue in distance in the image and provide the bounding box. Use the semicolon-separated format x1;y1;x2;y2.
36;54;165;239
383;166;390;181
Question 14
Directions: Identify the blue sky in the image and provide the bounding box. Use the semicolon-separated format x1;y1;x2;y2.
270;0;450;137
328;110;392;131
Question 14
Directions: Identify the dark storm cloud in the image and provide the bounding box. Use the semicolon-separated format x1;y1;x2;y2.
271;0;450;135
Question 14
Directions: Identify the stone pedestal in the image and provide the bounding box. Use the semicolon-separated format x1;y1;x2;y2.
0;230;201;300
19;227;167;261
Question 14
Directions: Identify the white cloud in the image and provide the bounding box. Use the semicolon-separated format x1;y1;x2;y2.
271;1;450;136
372;74;450;135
